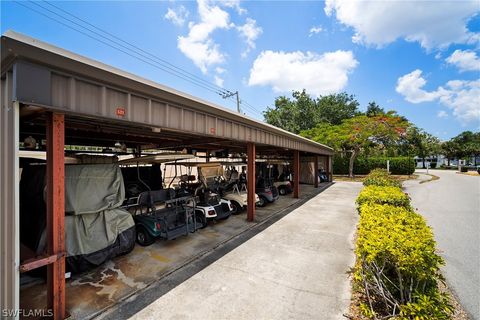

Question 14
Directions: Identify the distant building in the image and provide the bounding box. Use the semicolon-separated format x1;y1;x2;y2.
414;155;479;168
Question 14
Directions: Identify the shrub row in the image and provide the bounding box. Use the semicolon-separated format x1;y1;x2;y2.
333;156;415;175
356;185;411;208
362;168;401;188
354;171;452;319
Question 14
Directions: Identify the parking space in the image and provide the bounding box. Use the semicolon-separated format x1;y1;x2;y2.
20;184;326;319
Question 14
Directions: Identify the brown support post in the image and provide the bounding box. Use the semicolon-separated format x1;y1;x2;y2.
314;155;319;188
247;142;256;222
46;112;66;320
326;155;332;182
293;150;300;198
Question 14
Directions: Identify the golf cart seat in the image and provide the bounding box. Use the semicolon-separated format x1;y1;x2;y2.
229;171;239;180
137;189;190;240
179;174;196;182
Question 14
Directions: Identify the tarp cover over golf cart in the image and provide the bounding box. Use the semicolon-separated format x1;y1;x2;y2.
20;164;135;273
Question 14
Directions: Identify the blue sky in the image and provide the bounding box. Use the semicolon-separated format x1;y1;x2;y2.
1;0;479;140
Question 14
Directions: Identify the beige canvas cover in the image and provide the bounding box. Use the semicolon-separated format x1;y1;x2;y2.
64;164;125;215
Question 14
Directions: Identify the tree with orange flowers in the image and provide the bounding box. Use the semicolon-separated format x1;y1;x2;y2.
302;112;409;177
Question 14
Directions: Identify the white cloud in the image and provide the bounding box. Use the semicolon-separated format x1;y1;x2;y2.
395;70;443;103
237;18;263;57
172;0;261;76
214;75;224;87
248;50;358;96
396;70;480;123
222;0;247;15
309;26;323;37
446;49;480;72
164;6;189;27
215;67;226;74
177;0;231;73
325;0;480;50
437;110;448;118
441;79;480;123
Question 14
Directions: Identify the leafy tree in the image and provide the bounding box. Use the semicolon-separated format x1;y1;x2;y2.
263;90;318;134
263;90;360;133
441;140;460;166
302;114;409;177
365;101;385;117
404;127;441;168
316;92;360;125
450;131;480;165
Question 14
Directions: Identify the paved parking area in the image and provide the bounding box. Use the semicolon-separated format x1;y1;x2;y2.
21;185;327;319
130;182;362;320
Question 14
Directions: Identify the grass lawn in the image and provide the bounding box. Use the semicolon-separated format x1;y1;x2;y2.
457;171;480;177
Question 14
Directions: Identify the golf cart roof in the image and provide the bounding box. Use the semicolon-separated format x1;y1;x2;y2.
164;161;223;167
118;153;195;165
219;160;290;165
19;150;87;164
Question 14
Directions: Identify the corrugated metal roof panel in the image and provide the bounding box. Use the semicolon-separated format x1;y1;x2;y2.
2;30;333;155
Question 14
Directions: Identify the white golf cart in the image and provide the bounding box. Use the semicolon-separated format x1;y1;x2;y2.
200;163;260;213
165;162;235;225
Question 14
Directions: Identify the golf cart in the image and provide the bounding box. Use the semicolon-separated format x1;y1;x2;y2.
20;161;136;274
203;163;260;213
165;162;235;225
318;169;329;183
255;162;280;206
119;153;202;245
128;188;196;246
263;160;293;196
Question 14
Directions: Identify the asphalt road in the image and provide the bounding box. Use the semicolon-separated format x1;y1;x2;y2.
404;169;480;320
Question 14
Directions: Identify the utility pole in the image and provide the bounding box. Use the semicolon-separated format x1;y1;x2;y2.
221;90;241;114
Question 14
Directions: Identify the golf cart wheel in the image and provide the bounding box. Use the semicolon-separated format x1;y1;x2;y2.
278;187;287;195
136;226;155;246
195;212;207;229
257;196;267;207
231;201;243;214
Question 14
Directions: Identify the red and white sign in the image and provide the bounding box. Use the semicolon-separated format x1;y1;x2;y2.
116;107;126;117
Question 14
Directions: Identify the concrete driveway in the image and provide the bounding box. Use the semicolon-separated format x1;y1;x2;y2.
129;182;362;320
404;169;480;320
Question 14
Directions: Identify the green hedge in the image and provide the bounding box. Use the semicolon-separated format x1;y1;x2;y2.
333;156;415;175
362;168;401;187
356;185;410;208
354;190;453;319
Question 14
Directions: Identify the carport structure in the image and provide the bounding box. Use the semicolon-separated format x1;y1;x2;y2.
0;31;333;319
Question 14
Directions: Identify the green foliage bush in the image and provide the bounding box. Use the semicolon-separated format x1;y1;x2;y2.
356;186;410;208
400;292;453;320
362;168;402;187
460;166;468;172
354;201;452;319
333;156;415;175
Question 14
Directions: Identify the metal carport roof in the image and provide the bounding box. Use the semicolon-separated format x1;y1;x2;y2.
1;30;333;156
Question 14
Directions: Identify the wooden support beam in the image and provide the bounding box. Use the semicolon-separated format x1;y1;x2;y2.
293;150;300;198
314;155;319;188
46;112;66;320
19;253;64;273
326;155;332;182
247;142;256;222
